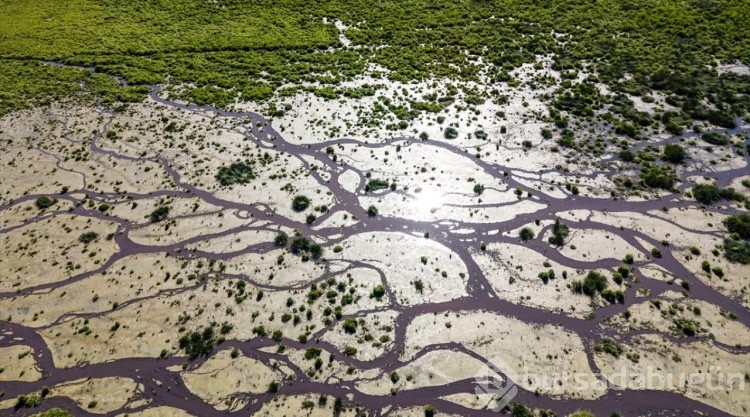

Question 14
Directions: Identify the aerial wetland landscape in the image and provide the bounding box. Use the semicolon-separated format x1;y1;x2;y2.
1;1;750;416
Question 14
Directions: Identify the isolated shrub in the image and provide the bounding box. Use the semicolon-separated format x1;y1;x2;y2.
367;205;379;217
548;219;569;246
292;195;311;212
34;408;71;417
641;165;676;190
178;326;215;359
309;243;324;260
723;213;750;239
149;206;170;223
594;338;623;357
365;178;389;193
473;183;485;195
724;238;750;264
35;196;56;209
15;394;43;408
701;132;729;146
444;127;458;139
78;232;99;244
343;318;357;334
662;143;686;163
692;184;745;205
508;403;533;417
372;285;385;299
290;236;310;254
519;227;535;242
305;213;317;225
274;232;288;247
572;271;608;297
334;397;343;412
216;161;255;186
601;289;625;303
268;381;279;393
707;110;736;129
424;405;436;417
618;150;635;162
692;184;722;204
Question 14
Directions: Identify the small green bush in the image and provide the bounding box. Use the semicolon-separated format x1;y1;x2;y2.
292;195;311;212
268;381;280;393
343;318;357;334
572;271;608;297
548;219;569;246
519;227;535;242
35;196;56;210
367;205;379;217
274;232;288;247
78;231;99;244
149;206;170;223
594;338;623;357
372;285;385;300
444;127;458;139
619;150;635;162
366;179;390;192
216;161;255;186
723;213;750;239
692;184;745;205
662;143;686;163
724;237;750;264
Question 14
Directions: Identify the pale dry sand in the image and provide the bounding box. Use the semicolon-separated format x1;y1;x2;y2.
440;392;497;411
557;228;642;263
355;349;502;395
384;405;462;417
2;252;207;327
595;334;750;416
49;377;145;414
471;242;594;317
250;394;359;417
0;345;42;382
321;309;398;361
182;348;281;410
0;214;119;292
404;311;603;399
115;406;195;417
607;291;750;346
587;210;750;307
329;232;468;306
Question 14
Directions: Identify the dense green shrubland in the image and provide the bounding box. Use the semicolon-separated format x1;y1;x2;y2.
1;0;748;123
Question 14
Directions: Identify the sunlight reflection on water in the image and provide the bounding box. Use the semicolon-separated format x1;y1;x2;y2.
413;187;444;219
